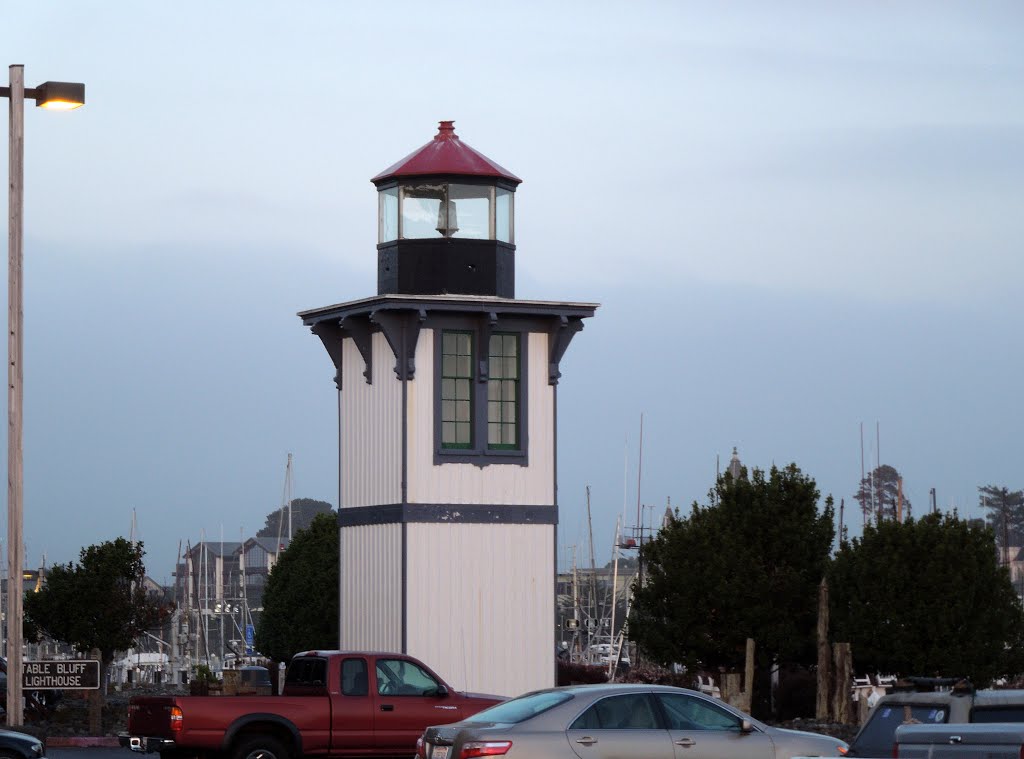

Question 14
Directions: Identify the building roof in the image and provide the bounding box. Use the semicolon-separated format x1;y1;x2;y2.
185;541;242;559
242;536;290;554
371;121;522;186
299;292;599;325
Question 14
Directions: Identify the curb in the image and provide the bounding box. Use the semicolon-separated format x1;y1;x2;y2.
46;737;121;748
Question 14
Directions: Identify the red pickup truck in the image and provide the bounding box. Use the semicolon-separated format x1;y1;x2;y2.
121;651;504;759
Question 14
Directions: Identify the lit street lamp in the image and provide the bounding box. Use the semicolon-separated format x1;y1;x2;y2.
1;64;84;727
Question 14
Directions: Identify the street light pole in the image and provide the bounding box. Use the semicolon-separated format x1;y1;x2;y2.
6;62;26;729
3;64;84;726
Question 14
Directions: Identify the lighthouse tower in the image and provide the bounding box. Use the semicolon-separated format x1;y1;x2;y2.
299;122;596;697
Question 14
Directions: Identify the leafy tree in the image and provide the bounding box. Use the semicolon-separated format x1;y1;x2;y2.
628;464;835;674
254;512;339;662
257;498;334;538
829;512;1024;686
24;538;168;668
855;464;911;523
978;485;1024;563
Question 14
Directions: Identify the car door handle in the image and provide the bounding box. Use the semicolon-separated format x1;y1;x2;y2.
674;737;696;747
575;736;598;746
380;704;394;711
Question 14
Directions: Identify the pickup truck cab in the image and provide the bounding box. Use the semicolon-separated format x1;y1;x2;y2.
846;685;1024;756
123;651;504;759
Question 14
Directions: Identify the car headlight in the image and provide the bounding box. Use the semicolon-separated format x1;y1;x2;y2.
31;742;43;756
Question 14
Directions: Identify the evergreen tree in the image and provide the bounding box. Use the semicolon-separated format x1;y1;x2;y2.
854;464;911;523
829;512;1024;685
254;512;339;662
628;464;835;673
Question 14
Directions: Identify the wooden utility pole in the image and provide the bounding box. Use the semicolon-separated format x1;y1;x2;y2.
816;578;830;720
6;63;26;728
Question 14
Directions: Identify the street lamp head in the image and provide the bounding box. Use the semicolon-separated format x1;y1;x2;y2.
34;81;85;110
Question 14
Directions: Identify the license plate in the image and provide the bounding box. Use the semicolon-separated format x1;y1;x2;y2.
431;746;449;759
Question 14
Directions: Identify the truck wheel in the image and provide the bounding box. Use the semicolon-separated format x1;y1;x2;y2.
233;736;290;759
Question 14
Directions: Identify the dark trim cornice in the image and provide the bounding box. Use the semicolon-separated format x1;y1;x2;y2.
337;503;558;527
300;294;597;323
300;295;597;390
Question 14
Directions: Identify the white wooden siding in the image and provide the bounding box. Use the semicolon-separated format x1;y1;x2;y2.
405;523;555;697
339;524;402;651
341;332;402;508
406;330;555;506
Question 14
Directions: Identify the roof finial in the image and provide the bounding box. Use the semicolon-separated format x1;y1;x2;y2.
435;120;458;141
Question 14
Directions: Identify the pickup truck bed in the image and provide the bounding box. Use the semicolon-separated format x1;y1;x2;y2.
895;722;1024;758
122;651;503;759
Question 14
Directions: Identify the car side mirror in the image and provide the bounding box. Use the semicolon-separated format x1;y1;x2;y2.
740;719;754;733
434;685;449;698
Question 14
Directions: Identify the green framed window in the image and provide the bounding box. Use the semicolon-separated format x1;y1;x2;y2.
487;333;519;449
440;331;473;448
435;326;526;465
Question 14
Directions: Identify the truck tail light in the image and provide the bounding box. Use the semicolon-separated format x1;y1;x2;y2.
460;741;512;758
169;706;183;733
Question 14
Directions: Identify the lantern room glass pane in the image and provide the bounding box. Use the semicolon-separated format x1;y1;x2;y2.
401;184;445;239
449;184;491;240
379;186;398;242
496;188;513;243
399;182;505;241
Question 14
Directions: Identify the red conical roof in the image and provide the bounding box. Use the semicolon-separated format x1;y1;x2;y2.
371;121;521;185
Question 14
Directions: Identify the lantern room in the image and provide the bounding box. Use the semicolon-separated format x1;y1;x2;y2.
372;121;521;298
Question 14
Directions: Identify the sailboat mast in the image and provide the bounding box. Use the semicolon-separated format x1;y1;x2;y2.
276;454;295;561
607;517;621;677
286;453;293;540
240;527;248;655
585;486;599;654
635;414;644;529
571;547;580;659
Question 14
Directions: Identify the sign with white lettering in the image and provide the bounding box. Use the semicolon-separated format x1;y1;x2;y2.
22;660;100;689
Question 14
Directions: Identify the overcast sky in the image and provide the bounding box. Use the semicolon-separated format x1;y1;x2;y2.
1;1;1021;581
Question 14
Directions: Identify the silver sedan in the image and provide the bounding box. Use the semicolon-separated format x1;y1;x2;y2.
417;683;848;759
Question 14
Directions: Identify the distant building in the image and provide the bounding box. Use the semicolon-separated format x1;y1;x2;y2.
235;536;290;609
1006;547;1024;596
182;541;242;608
727;446;744;480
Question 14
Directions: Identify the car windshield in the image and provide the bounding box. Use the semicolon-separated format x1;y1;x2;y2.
464;691;573;724
849;703;949;756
